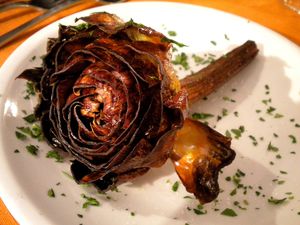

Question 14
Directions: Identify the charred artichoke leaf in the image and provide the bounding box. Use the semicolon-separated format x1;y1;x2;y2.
171;118;235;204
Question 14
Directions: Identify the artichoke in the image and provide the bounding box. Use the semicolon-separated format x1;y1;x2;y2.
17;12;257;203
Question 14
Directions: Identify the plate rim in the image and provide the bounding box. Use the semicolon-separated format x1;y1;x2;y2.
0;2;300;225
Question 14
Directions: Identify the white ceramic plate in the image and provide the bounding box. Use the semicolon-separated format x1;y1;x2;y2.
1;2;300;225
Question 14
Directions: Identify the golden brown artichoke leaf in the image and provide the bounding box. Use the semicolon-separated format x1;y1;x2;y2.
171;118;235;203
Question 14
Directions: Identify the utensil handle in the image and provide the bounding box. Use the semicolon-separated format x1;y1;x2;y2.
0;0;81;48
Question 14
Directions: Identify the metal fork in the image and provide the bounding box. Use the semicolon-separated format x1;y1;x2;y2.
0;0;67;12
0;0;83;48
0;0;127;48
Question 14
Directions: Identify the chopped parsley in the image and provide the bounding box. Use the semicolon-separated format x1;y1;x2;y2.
288;135;297;143
24;82;36;100
221;208;237;217
46;150;64;163
210;40;217;46
230;126;245;139
14;149;20;153
224;34;230;40
15;131;27;140
26;144;39;156
193;204;207;215
161;36;187;47
72;22;90;31
81;194;100;209
267;142;279;152
192;112;214;120
22;114;37;123
192;54;204;64
167;30;177;36
172;52;189;70
47;188;55;198
16;124;43;141
30;55;36;62
274;113;283;118
248;135;258;146
266;106;276;115
172;181;180;192
222;96;236;102
225;130;231;138
268;196;287;205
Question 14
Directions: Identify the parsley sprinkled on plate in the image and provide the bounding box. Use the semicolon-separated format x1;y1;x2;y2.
81;194;100;209
47;188;55;198
172;181;180;192
221;208;237;217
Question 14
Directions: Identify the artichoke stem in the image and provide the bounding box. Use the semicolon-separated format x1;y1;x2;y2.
180;40;259;104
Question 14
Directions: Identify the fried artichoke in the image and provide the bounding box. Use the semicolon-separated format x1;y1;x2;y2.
17;12;258;203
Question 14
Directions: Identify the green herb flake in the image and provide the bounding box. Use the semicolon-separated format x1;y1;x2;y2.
46;150;64;163
230;188;237;196
31;124;43;139
172;52;189;70
130;212;135;216
193;204;207;215
73;22;90;31
192;112;214;120
230;126;245;139
210;40;217;46
266;106;276;115
274;113;283;118
77;214;83;218
26;144;39;156
225;130;231;138
172;181;180;192
280;170;288;174
295;123;300;128
288;135;297;144
259;117;265;122
224;34;230;40
161;36;187;47
222;96;236;102
30;56;36;62
47;188;55;198
268;196;287;205
81;194;100;209
248;135;258;146
15;131;27;140
222;108;228;117
167;30;177;36
262;98;271;105
192;54;204;64
23;114;37;123
267;142;279;152
183;195;194;199
24;82;36;100
16;126;31;136
221;208;237;217
14;149;20;153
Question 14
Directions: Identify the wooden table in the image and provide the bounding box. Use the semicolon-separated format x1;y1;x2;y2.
0;0;299;224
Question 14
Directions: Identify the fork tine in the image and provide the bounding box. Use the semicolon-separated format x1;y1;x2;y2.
0;2;45;13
